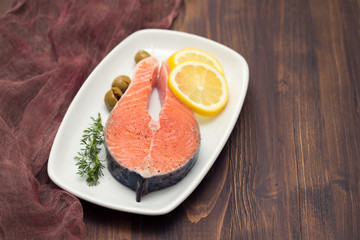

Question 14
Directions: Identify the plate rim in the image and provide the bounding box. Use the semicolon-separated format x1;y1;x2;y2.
48;29;249;215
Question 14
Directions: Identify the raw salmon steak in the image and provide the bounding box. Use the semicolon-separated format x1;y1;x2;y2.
105;57;201;202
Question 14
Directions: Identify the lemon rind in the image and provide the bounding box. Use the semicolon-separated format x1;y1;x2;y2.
168;60;228;117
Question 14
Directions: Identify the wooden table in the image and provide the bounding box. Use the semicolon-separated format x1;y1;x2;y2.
84;0;360;239
2;0;359;239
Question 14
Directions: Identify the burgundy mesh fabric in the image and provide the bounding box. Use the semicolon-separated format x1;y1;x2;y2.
0;0;181;239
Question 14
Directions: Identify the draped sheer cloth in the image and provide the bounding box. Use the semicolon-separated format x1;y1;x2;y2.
0;0;181;239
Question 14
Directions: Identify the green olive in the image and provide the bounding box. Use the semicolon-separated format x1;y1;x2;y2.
111;87;123;98
104;87;123;110
112;75;131;92
134;50;151;64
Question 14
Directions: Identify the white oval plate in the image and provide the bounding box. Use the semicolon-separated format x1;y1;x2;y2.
48;29;249;215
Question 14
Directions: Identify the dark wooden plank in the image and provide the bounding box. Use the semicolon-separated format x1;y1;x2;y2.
82;0;360;239
1;0;358;239
163;0;360;239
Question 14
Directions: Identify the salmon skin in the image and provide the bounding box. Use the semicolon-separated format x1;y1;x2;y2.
105;57;201;202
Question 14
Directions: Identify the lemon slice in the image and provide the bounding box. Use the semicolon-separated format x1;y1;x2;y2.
167;48;224;74
168;61;228;116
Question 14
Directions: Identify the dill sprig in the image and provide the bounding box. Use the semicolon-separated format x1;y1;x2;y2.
74;113;105;186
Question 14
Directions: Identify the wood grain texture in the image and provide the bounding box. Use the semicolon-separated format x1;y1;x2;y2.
79;0;360;239
2;0;359;239
170;1;359;239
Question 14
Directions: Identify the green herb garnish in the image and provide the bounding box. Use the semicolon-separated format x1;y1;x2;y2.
74;113;105;186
